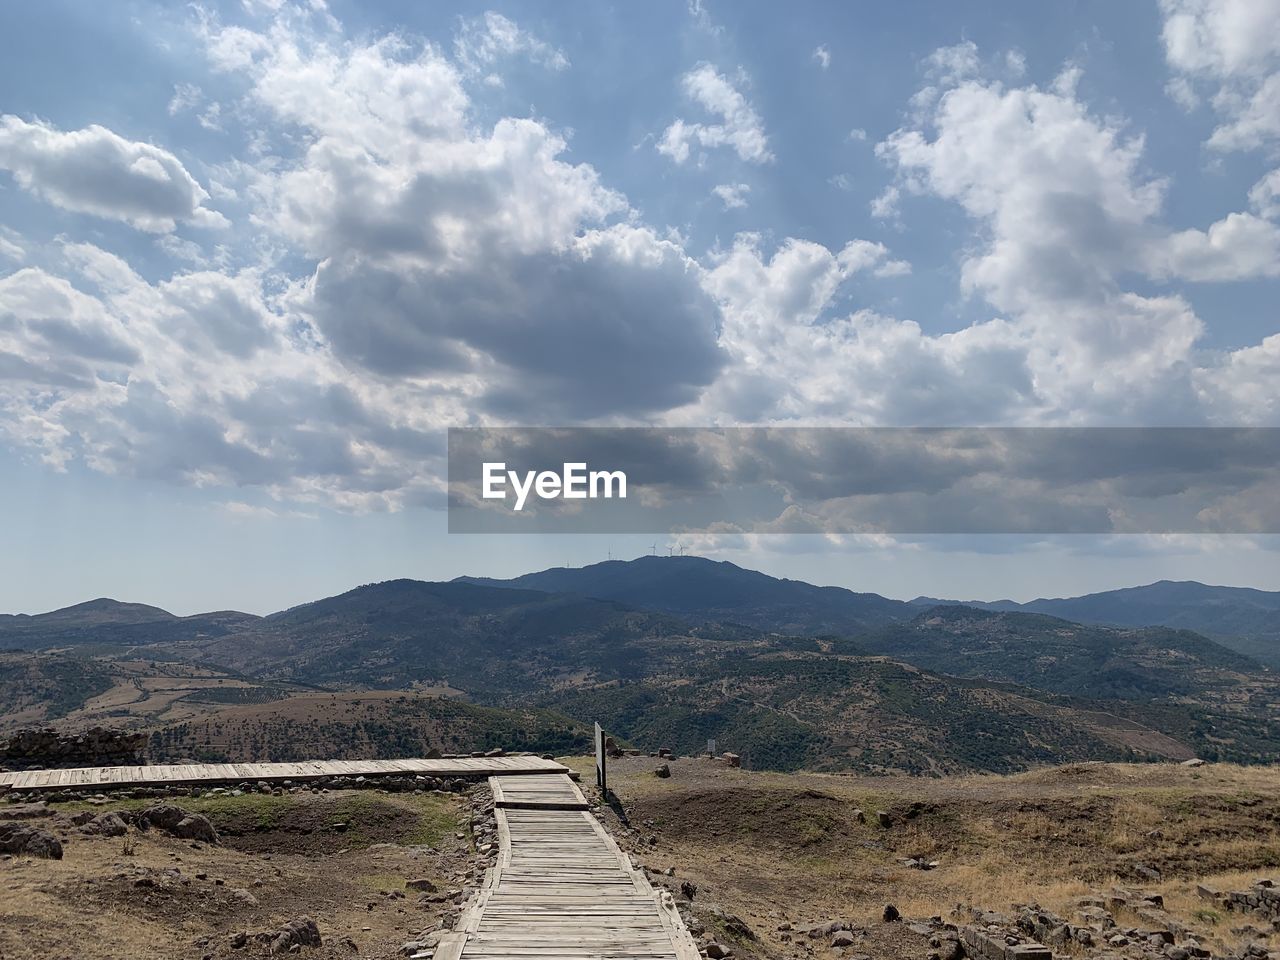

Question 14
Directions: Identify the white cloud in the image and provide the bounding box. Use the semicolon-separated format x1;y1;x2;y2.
168;82;203;116
690;233;1026;425
658;64;773;165
6;13;1280;521
870;185;899;219
0;116;228;232
454;11;568;76
1159;0;1280;150
877;66;1213;417
1151;212;1280;280
197;102;225;132
812;46;830;70
0;228;25;263
1249;168;1280;217
712;182;750;209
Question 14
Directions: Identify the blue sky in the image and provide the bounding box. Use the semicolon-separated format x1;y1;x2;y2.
0;0;1277;614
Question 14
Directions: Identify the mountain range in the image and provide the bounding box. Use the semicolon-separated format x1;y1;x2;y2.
460;557;1280;666
2;556;1277;773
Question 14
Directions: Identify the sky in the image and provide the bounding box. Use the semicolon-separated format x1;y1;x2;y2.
0;0;1278;614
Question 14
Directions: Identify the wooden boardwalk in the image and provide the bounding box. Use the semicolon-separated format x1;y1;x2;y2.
491;773;591;810
0;755;568;793
436;773;700;960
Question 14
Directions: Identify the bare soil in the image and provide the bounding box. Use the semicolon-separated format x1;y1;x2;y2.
0;788;474;960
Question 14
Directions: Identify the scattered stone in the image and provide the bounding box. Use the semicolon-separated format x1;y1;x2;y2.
680;880;698;901
883;904;900;923
876;811;892;828
654;764;671;779
139;804;220;844
1181;758;1207;767
705;943;732;959
405;879;437;893
0;801;50;819
903;856;939;870
0;822;63;859
85;812;128;837
268;918;321;955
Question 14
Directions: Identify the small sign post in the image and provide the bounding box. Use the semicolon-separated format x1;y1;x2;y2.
594;721;607;794
707;738;716;757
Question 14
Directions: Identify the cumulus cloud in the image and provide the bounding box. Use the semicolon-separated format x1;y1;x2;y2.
3;7;1279;521
1159;0;1280;152
212;20;724;419
712;182;750;209
0;7;728;509
0;116;228;232
873;57;1280;420
658;64;773;165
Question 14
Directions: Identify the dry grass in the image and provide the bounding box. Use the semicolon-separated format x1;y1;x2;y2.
584;756;1280;960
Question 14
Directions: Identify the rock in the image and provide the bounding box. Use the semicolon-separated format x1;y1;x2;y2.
87;812;128;837
230;931;248;949
405;879;437;893
903;857;939;870
1181;758;1206;767
721;753;740;768
883;904;900;923
269;918;321;955
852;808;865;823
174;814;217;842
139;804;220;844
705;943;732;959
832;932;857;947
0;801;50;819
654;764;671;779
680;880;698;901
876;811;892;828
0;822;63;859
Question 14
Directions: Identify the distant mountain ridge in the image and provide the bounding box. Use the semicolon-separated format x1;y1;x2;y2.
909;579;1280;666
2;559;1280;773
0;598;260;653
456;555;912;635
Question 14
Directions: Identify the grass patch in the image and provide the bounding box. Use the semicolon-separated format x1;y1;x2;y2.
356;872;410;894
399;794;459;847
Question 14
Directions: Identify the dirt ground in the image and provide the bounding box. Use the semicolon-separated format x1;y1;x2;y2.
3;759;1279;960
570;756;1280;960
0;789;474;960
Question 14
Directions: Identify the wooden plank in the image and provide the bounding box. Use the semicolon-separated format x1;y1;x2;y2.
451;774;696;960
4;755;570;793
